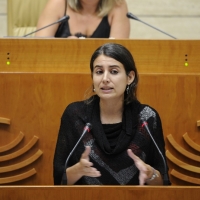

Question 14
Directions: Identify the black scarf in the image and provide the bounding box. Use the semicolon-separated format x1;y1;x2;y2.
87;95;140;155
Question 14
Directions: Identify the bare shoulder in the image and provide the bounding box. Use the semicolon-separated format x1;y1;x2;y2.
35;0;66;36
107;0;130;38
108;0;129;24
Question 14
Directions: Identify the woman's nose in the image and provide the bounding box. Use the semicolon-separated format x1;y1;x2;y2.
102;72;110;83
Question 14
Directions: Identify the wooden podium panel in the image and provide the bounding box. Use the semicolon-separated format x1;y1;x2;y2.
0;39;200;73
0;39;200;186
0;72;199;185
0;186;200;200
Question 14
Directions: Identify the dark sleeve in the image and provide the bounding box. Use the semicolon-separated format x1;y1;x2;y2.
53;105;73;185
53;101;87;185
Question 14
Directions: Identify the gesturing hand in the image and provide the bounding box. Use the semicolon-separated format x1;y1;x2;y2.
78;146;101;177
127;149;153;185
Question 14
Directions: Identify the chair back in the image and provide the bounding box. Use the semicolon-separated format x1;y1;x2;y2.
7;0;48;36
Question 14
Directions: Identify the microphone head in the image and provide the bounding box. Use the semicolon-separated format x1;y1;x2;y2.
126;12;139;21
57;15;70;23
140;119;148;127
85;123;92;131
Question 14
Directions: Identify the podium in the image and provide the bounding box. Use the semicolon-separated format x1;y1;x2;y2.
0;186;200;200
0;39;200;186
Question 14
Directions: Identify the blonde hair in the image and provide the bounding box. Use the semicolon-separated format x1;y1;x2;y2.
67;0;124;17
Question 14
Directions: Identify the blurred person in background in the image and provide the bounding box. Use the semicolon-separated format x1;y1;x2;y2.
36;0;130;38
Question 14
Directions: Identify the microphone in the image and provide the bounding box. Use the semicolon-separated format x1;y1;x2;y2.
61;122;92;185
23;15;70;37
126;12;176;39
141;120;170;185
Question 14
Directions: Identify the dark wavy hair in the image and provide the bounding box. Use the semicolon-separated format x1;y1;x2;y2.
89;43;139;104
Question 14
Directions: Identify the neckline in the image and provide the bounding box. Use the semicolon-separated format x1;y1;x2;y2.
69;16;107;38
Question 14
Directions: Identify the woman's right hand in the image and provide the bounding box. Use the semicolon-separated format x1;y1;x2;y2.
78;146;101;177
66;146;101;185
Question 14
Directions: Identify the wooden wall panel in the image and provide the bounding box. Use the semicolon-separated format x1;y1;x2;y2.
0;39;200;74
0;73;92;185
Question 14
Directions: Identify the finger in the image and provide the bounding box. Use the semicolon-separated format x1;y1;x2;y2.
80;158;93;167
84;166;101;176
139;169;150;185
127;149;147;169
127;149;140;162
139;174;146;185
127;150;151;185
81;146;91;159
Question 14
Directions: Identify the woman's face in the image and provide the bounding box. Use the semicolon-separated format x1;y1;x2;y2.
92;54;134;101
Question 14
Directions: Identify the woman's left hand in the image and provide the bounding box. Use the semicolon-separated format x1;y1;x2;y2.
127;149;153;185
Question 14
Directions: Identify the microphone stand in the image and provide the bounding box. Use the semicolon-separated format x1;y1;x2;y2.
23;15;70;37
127;12;176;39
142;121;170;185
61;123;92;185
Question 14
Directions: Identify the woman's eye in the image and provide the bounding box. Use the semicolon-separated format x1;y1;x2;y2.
96;70;103;74
111;70;118;74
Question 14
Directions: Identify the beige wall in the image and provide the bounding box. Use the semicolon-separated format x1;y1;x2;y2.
0;0;7;37
0;0;200;39
128;0;200;39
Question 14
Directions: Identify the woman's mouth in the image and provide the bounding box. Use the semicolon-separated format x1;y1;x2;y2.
101;87;113;93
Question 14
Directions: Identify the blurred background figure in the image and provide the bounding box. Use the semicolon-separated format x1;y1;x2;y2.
35;0;130;38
